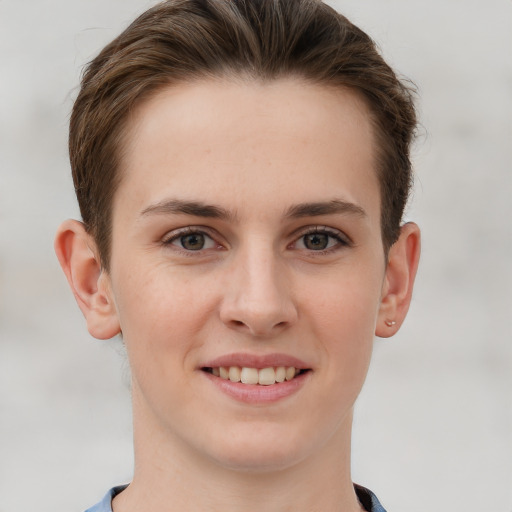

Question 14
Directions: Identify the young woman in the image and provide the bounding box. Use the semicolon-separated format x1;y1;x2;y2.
55;1;420;511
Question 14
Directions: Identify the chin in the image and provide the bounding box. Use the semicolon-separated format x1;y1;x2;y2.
214;450;303;474
202;427;314;473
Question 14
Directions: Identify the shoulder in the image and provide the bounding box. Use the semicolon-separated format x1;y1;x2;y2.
354;484;388;512
84;483;385;512
84;485;128;512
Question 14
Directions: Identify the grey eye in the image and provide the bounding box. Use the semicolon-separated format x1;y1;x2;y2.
303;233;330;250
180;233;206;250
166;229;217;251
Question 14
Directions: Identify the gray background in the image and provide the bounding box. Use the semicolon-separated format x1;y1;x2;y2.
0;1;511;511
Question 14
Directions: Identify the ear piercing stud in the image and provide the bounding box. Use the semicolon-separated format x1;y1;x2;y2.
385;320;396;327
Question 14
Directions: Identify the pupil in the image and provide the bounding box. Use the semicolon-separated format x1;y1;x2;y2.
304;233;328;250
181;233;205;250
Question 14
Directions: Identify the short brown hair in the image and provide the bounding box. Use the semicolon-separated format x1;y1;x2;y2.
70;0;417;269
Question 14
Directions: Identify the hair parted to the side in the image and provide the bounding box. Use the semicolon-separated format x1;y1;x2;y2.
70;0;417;270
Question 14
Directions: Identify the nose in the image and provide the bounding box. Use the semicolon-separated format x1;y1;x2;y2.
219;244;298;337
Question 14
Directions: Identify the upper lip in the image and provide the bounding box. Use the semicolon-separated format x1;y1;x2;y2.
201;353;310;370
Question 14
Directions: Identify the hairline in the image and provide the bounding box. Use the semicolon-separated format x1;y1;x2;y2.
101;74;385;270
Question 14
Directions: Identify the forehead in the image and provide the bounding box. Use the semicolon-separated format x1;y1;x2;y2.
116;78;380;221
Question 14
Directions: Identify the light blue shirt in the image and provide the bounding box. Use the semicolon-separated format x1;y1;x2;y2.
85;483;387;511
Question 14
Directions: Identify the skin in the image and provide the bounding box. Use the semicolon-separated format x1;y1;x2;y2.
56;78;420;512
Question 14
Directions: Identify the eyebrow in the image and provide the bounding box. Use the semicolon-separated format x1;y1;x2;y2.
284;199;366;219
140;198;366;221
140;199;236;221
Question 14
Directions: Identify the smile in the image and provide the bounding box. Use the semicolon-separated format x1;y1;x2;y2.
203;366;308;385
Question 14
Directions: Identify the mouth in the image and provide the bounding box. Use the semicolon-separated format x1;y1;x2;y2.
202;366;310;386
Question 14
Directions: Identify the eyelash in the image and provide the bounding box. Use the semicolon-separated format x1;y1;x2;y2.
291;226;351;255
161;227;221;254
161;225;350;255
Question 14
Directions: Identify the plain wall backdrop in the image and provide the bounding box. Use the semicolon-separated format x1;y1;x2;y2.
0;1;511;511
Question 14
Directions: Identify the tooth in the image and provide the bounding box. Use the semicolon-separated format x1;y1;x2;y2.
275;366;286;383
228;366;241;382
258;367;276;385
285;366;296;381
216;365;299;384
241;367;259;384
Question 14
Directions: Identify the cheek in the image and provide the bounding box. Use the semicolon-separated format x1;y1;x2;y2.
305;264;383;384
307;261;383;335
111;267;207;405
112;262;218;357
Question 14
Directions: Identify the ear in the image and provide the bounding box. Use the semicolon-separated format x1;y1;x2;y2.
375;222;421;338
54;219;121;340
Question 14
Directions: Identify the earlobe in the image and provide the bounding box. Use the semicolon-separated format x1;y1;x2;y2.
54;220;121;340
375;222;421;338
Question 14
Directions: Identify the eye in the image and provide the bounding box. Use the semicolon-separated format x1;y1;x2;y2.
293;227;349;252
302;233;332;251
164;229;218;251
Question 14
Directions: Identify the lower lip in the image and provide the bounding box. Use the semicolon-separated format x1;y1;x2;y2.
202;371;310;404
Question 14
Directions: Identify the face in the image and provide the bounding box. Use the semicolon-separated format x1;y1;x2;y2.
106;79;387;471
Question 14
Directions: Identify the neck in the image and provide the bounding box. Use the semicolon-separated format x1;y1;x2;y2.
114;393;364;512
